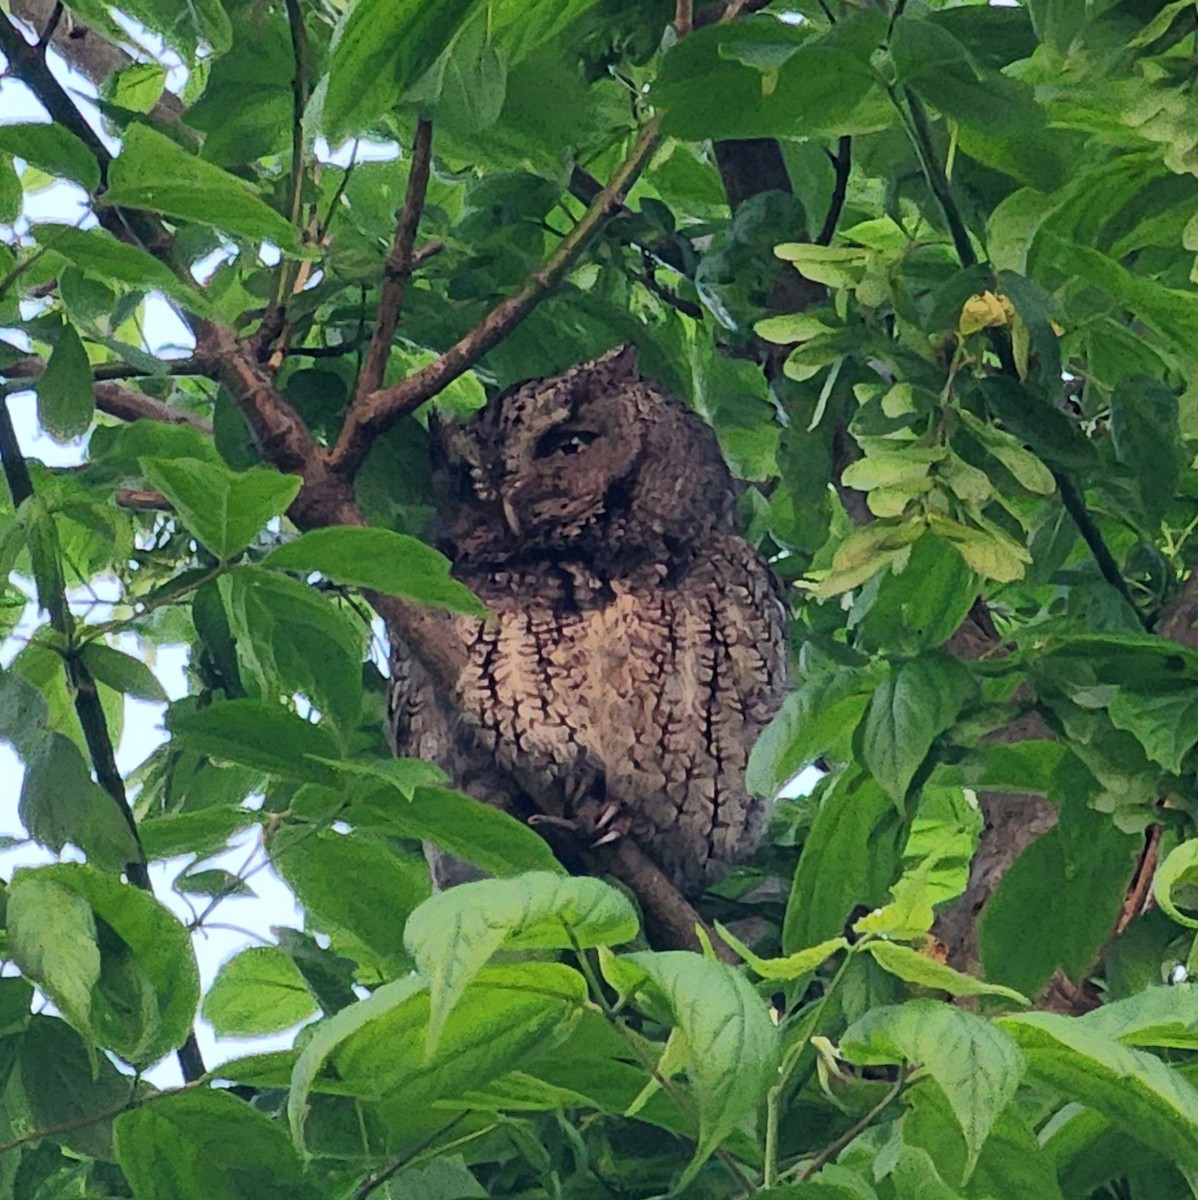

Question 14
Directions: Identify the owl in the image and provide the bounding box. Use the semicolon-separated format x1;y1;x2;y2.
389;345;789;894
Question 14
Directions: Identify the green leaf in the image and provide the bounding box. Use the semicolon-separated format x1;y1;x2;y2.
36;321;94;442
716;925;847;982
263;526;487;616
140;806;258;861
103;124;302;252
1107;683;1198;775
955;409;1056;496
140;457;301;560
8;864;199;1065
19;732;142;870
1080;983;1198;1050
288;973;427;1149
979;770;1138;996
168;699;341;784
746;676;872;797
7;873;100;1039
784;769;904;954
32;224;209;314
842;999;1024;1175
654;24;882;142
404;873;637;1053
1154;839;1198;931
862;942;1029;1006
853;535;980;655
115;1089;313;1200
348;782;564;877
601;949;779;1186
290;963;585;1150
324;0;478;139
80;642;168;702
1001;1012;1198;1172
218;567;367;731
273;829;430;977
1109;376;1182;526
0;122;101;192
859;655;974;803
202;946;319;1037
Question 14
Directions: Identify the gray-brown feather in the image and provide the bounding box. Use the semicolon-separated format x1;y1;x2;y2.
389;346;788;894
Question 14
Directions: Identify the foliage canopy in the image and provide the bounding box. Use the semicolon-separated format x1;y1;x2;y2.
5;0;1198;1197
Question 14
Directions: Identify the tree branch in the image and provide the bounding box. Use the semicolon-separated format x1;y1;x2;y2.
355;118;434;403
817;136;852;246
0;14;111;179
0;396;206;1083
327;116;663;479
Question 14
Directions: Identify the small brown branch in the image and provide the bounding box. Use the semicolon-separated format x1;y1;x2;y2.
675;0;693;37
817;136;852;246
328;117;662;479
355;118;434;404
94;383;212;431
115;487;172;510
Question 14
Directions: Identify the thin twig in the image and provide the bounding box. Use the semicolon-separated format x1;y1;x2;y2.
901;88;976;268
319;141;360;240
355;118;434;403
328;116;663;478
675;0;693;37
792;1066;908;1183
350;1115;468;1200
817;137;851;246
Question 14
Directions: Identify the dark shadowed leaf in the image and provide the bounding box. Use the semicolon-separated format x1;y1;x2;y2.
20;1016;133;1160
36;321;93;442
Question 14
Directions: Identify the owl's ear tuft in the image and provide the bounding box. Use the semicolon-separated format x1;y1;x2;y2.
586;343;639;387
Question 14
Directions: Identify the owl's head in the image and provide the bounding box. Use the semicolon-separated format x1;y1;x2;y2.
431;345;738;569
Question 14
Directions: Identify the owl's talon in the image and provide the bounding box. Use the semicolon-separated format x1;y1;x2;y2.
591;827;624;849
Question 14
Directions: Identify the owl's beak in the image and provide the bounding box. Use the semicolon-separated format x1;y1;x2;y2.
501;496;522;536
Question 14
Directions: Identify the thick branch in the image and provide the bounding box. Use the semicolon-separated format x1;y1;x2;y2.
327;117;663;479
355;118;434;403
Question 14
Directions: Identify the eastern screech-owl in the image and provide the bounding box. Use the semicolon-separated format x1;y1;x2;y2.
388;345;789;894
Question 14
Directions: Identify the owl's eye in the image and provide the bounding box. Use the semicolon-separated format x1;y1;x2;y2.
535;428;599;458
